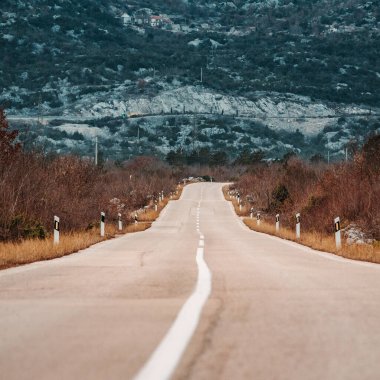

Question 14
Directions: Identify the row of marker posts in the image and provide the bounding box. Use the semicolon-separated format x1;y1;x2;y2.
247;208;342;250
53;191;169;244
154;190;165;212
53;211;124;244
230;190;342;249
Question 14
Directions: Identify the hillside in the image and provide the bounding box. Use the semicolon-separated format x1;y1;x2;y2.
1;0;379;160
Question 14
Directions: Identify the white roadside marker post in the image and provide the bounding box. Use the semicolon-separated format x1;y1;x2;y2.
276;214;280;232
239;203;242;212
118;213;122;231
100;212;105;237
334;217;342;249
53;216;60;245
296;213;301;239
257;212;261;226
134;212;138;225
155;199;158;212
250;208;254;219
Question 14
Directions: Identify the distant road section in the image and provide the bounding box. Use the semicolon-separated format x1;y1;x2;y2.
1;183;380;380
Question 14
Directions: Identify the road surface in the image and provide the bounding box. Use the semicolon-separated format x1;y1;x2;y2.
1;183;380;380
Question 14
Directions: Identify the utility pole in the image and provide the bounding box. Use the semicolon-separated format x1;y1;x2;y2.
37;93;43;126
95;136;98;166
192;116;198;153
327;150;330;164
201;67;203;83
345;147;348;162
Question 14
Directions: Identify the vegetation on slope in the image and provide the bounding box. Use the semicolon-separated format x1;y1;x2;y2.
226;134;380;262
1;0;379;110
0;109;180;242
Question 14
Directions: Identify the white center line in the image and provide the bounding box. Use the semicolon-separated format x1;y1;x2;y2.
134;190;210;380
133;246;212;380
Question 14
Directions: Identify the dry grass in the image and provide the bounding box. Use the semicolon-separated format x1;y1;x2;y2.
138;186;183;222
0;230;105;270
125;222;152;233
171;185;184;201
0;186;184;270
243;219;380;264
138;199;169;222
137;209;160;223
0;222;151;270
224;184;380;264
222;186;250;217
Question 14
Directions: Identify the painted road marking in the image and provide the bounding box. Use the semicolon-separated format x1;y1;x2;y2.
133;246;212;380
199;240;204;247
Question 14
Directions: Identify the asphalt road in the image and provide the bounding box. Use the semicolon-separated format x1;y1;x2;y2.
1;183;380;380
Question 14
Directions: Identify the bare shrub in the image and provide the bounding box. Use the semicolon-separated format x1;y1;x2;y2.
0;147;179;241
234;141;380;240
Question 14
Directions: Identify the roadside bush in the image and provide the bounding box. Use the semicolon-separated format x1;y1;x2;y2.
234;139;380;239
0;151;180;241
270;184;290;211
0;110;181;241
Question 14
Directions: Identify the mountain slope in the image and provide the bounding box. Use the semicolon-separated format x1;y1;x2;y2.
1;0;379;160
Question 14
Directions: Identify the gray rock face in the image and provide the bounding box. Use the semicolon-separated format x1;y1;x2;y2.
344;224;374;245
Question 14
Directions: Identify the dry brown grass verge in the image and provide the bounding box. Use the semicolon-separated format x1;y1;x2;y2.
138;185;183;223
0;188;184;270
125;222;152;233
223;185;380;264
243;219;380;264
222;185;250;217
0;222;151;270
0;230;106;270
171;185;184;201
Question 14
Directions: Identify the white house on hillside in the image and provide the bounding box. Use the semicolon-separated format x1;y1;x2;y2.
150;16;163;27
150;15;173;28
122;13;132;25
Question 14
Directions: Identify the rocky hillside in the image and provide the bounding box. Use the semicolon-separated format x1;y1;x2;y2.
1;0;379;160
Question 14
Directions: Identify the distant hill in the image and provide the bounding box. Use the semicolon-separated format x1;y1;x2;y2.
1;0;379;160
